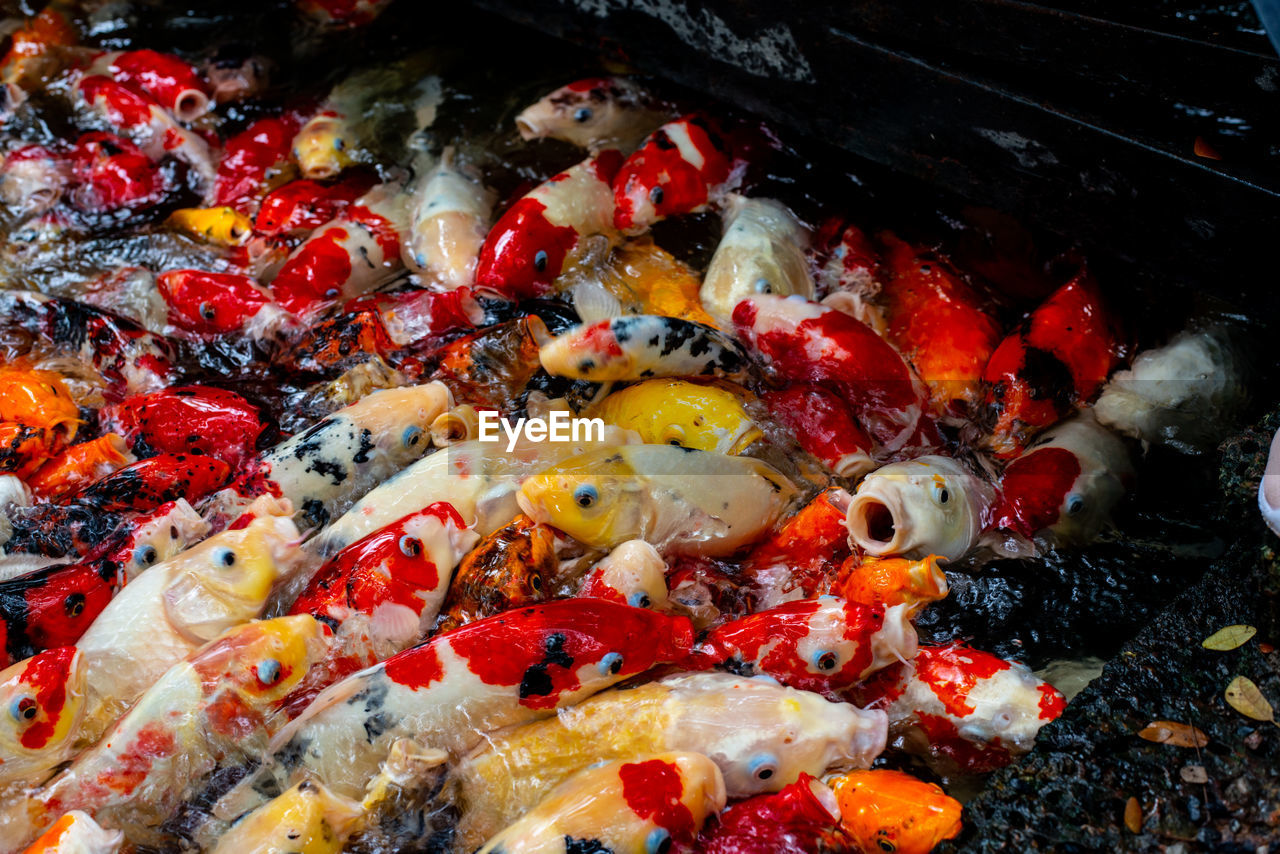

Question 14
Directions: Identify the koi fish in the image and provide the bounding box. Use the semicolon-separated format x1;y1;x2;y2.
214;114;305;211
452;671;887;850
477;753;726;854
425;315;550;411
297;0;394;29
292;111;357;180
578;539;668;610
19;811;122;854
0;7;77;93
403;148;495;289
1094;326;1244;452
155;269;279;338
259;599;696;800
211;382;452;530
209;780;362;854
845;455;994;562
739;488;853;609
694;597;916;694
696;774;847;854
88;49;210;122
26;435;133;502
761;385;874;479
474;151;624;300
0;561;115;667
73;453;231;513
73;498;304;733
65;132;163;213
1;146;68;214
267;185;405;315
99;385;266;471
0;291;174;396
518;444;797;556
850;642;1067;774
812;220;885;334
167;206;254;246
612;114;733;233
97;497;208;584
1;502;127;565
254;171;376;236
588;378;762;454
0;369;81;437
516;77;670;153
983;267;1125;458
732;295;937;455
992;412;1133;548
539;315;750;382
6;616;330;851
289;502;477;670
828;769;962;854
433;515;558;635
879;232;1003;416
701;196;814;325
0;647;86;790
833;554;949;617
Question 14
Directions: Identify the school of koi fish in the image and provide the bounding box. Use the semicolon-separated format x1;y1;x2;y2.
0;1;1250;852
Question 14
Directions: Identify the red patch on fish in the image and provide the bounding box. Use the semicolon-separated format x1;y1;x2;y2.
382;641;445;691
254;172;375;235
697;774;844;854
16;647;76;750
613;115;731;230
101;385;265;469
97;722;176;795
22;565;113;654
78;75;156;128
216;114;305;209
1037;682;1067;720
157;269;272;335
75;453;231;512
993;446;1081;537
619;758;696;836
108;49;207;113
762;385;872;474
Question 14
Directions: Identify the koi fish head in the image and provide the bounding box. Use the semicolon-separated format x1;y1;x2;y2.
837;555;950;617
0;369;81;435
578;539;668;610
515;77;657;151
292;111;354;180
208;780;362;854
612;115;732;232
830;769;963;854
0;646;87;786
157;269;272;335
67;131;162;212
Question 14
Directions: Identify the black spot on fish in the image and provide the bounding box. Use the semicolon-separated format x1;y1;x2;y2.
720;656;756;677
578;359;596;372
350;679;390;713
313;613;342;632
305;457;348;486
273;736;309;770
613;318;635;344
565;837;612;854
647;335;661;348
650;129;677;151
519;632;575;700
351;428;375;464
363;711;394;742
301;498;331;529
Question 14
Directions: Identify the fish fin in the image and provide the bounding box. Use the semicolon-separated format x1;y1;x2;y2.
572;280;624;325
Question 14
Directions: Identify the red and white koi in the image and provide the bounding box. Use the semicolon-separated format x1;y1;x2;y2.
516;77;671;153
845;455;994;562
992;412;1133;549
155;269;284;339
701;196;814;325
474;151;624;300
693;597;916;695
0;647;86;790
612;114;734;233
577;539;668;610
732;295;937;456
260;599;696;799
539;315;750;382
85;49;210;122
19;810;123;854
214;113;305;211
477;752;727;854
695;773;846;854
253;171;375;237
99;385;266;471
851;642;1067;774
403;148;495;290
761;384;875;479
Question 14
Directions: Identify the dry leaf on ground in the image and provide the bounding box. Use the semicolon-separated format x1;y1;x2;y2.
1137;720;1209;747
1224;676;1278;726
1202;625;1257;651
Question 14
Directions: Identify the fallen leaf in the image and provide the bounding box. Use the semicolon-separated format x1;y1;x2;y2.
1202;625;1256;651
1124;796;1142;833
1194;136;1222;160
1180;765;1208;784
1260;642;1275;654
1138;720;1210;748
1224;676;1278;726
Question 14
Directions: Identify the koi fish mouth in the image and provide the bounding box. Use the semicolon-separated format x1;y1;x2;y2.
514;116;540;140
846;490;906;557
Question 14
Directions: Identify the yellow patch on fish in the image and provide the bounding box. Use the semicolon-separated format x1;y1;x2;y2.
587;378;761;454
211;780;362;854
168;207;254;246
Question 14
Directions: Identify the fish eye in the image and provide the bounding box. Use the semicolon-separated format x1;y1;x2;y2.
877;835;897;852
753;277;772;294
256;658;283;686
598;651;624;675
573;106;593;123
812;650;839;671
134;544;158;567
748;752;779;781
530;574;543;591
214;547;236;567
533;250;549;273
933;484;951;505
399;535;422;557
10;695;37;722
649;185;664;206
646;828;671;854
1066;494;1085;515
64;593;86;618
573;484;598;508
199;302;216;321
402;425;424;448
628;591;651;609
